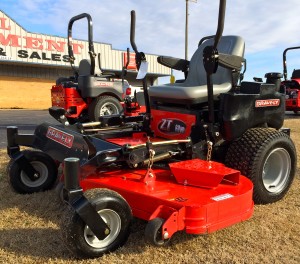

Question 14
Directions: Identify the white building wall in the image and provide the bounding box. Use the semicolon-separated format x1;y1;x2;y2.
0;10;171;76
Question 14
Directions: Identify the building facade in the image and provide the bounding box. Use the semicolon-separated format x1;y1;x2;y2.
0;10;171;109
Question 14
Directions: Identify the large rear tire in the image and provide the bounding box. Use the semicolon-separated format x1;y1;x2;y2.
225;128;296;204
88;96;122;121
61;188;132;258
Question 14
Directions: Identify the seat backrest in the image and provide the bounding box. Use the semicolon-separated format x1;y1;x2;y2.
78;59;113;78
183;35;245;87
79;59;92;76
291;69;300;79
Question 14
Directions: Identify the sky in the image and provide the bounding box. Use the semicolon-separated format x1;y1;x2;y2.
1;0;300;83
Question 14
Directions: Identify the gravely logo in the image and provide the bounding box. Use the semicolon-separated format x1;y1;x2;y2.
95;82;112;87
255;99;280;108
46;127;74;148
158;118;186;135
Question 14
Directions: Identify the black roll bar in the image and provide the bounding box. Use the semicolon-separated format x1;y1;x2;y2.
67;13;96;75
130;10;138;54
129;10;151;116
204;0;226;127
121;48;130;83
283;46;300;80
125;47;130;69
198;35;215;47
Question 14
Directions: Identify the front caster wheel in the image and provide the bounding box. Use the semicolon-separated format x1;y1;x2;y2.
61;188;132;259
7;150;58;194
145;218;170;246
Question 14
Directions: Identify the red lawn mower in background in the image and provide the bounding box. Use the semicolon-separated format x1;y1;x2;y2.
281;46;300;114
50;13;133;124
6;0;297;259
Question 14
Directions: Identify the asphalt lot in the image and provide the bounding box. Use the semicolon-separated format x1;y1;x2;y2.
0;109;60;148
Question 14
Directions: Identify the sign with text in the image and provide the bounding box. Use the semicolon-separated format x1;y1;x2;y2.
0;11;116;68
0;10;171;76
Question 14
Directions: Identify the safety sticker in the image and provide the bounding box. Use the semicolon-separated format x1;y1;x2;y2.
46;126;74;148
211;193;234;201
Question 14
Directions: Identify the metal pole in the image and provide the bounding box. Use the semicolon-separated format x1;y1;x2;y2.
185;0;188;60
185;0;197;60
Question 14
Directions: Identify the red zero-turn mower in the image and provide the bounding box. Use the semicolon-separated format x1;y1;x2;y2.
50;13;132;124
281;46;300;114
6;0;297;259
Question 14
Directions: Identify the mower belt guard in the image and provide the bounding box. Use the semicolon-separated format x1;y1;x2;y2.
169;159;240;188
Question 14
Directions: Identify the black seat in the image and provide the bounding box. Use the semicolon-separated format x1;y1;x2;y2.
78;59;115;78
149;35;245;105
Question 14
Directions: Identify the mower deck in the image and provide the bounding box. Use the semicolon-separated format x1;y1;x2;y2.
80;159;253;237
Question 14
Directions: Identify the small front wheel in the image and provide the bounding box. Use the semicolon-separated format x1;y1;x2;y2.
61;188;132;259
7;150;58;194
145;218;170;246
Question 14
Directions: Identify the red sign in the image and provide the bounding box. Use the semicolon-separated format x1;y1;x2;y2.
255;99;280;108
123;52;137;70
0;16;83;55
46;126;74;148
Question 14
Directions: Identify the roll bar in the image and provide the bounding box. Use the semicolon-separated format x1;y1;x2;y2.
283;46;300;80
129;10;151;116
204;0;226;126
124;48;130;70
198;35;215;47
67;13;96;75
130;10;138;54
121;48;130;81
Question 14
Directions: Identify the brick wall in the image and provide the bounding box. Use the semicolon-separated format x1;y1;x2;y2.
0;76;55;109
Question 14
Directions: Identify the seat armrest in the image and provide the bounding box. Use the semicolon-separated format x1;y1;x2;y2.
218;53;244;71
100;72;116;78
157;56;189;72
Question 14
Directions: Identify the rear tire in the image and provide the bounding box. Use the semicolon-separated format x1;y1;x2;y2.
7;150;58;194
61;188;132;258
88;96;122;121
225;128;296;204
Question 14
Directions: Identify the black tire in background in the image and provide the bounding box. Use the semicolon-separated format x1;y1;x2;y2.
88;96;122;121
225;128;296;204
7;150;58;194
61;188;132;259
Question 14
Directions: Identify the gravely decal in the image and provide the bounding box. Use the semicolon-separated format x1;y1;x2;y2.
255;99;280;108
158;118;186;135
95;82;111;87
46;127;74;148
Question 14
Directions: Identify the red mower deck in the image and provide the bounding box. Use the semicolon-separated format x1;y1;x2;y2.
80;159;254;238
